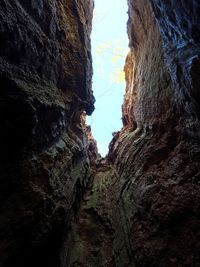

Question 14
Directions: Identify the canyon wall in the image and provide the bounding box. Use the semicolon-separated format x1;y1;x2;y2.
0;0;200;266
0;0;94;266
63;1;200;266
108;0;200;266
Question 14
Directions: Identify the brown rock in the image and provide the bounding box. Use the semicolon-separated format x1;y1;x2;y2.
1;0;200;266
108;0;200;266
0;0;94;266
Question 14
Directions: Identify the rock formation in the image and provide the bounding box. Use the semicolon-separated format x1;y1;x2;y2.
0;0;200;266
0;0;95;266
110;0;200;265
111;0;200;265
66;0;200;266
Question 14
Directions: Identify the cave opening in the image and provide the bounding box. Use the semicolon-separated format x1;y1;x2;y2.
86;0;129;157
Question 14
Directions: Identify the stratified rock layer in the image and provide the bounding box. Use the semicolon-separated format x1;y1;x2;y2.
0;1;94;266
108;0;200;266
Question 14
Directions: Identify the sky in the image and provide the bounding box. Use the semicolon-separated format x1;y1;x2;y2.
86;0;129;157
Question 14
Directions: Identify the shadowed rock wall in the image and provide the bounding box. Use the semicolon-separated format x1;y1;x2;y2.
0;0;94;266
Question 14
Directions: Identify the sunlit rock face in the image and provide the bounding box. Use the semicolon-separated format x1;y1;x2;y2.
0;0;94;266
108;0;200;266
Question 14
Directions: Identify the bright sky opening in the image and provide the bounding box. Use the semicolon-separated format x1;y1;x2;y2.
86;0;129;157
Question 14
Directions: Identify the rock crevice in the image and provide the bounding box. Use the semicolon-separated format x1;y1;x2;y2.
0;0;200;266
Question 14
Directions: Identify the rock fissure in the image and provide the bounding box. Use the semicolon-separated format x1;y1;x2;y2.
0;0;200;266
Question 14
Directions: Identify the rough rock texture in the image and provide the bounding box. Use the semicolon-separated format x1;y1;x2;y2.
66;0;200;266
0;0;94;266
62;162;117;267
1;0;200;266
108;0;200;266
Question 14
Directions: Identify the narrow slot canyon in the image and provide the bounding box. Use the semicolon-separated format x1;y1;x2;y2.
0;1;200;267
